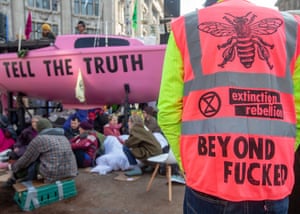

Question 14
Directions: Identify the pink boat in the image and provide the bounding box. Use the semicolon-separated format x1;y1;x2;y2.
0;35;166;108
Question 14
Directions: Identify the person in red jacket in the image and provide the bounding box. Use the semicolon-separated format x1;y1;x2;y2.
70;121;98;168
103;114;123;144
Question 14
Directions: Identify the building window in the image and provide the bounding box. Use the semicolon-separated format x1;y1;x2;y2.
0;13;7;42
28;0;58;11
118;1;124;23
74;37;130;48
74;0;99;16
296;0;300;9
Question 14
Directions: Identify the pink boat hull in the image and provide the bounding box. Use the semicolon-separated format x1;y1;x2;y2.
0;35;166;107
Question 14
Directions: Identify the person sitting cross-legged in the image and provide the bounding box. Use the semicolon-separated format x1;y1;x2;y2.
6;118;78;187
123;114;162;176
70;121;99;168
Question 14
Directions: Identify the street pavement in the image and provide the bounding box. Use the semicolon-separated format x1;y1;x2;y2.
0;168;185;214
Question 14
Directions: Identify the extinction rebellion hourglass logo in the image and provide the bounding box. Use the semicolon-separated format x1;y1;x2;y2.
198;92;221;117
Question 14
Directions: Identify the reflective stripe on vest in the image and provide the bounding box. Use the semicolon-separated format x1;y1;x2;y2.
182;11;297;138
182;11;297;135
174;8;298;201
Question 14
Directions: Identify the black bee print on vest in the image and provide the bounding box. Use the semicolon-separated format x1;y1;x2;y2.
198;12;283;69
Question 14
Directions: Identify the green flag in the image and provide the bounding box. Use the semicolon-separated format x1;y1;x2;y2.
132;0;137;29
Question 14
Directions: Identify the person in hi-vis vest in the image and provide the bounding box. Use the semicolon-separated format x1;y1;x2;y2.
157;0;300;213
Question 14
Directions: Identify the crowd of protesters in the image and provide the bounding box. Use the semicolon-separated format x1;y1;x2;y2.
0;103;181;188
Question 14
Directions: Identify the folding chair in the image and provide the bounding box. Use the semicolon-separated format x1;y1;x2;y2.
146;149;183;201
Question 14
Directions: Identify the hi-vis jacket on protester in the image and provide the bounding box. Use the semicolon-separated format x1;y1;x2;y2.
157;0;300;201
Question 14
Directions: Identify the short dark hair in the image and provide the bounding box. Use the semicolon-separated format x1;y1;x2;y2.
71;115;80;122
77;20;85;27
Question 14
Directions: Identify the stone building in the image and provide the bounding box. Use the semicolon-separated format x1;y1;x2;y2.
276;0;300;11
0;0;164;44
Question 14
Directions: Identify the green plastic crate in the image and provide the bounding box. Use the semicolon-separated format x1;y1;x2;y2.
14;179;77;211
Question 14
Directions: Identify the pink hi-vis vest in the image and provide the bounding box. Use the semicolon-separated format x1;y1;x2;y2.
171;0;300;201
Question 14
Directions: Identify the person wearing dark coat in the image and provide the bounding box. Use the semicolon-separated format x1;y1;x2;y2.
64;116;81;140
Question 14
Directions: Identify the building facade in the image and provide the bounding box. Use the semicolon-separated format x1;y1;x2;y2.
276;0;300;11
0;0;164;44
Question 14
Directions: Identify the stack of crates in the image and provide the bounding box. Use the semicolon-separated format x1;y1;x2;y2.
13;179;77;211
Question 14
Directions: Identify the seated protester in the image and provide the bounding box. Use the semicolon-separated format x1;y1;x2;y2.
9;128;36;162
142;106;162;133
92;130;106;158
0;115;17;153
64;116;81;139
8;118;77;186
93;111;109;134
142;106;170;153
63;109;88;132
123;114;162;176
103;114;123;144
70;121;99;168
9;115;41;161
24;115;40;137
90;135;131;175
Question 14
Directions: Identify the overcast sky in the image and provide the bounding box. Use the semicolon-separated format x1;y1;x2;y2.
180;0;278;15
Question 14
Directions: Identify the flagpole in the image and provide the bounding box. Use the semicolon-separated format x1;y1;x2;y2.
125;0;132;36
105;21;108;46
5;15;8;42
94;0;102;47
18;27;22;52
